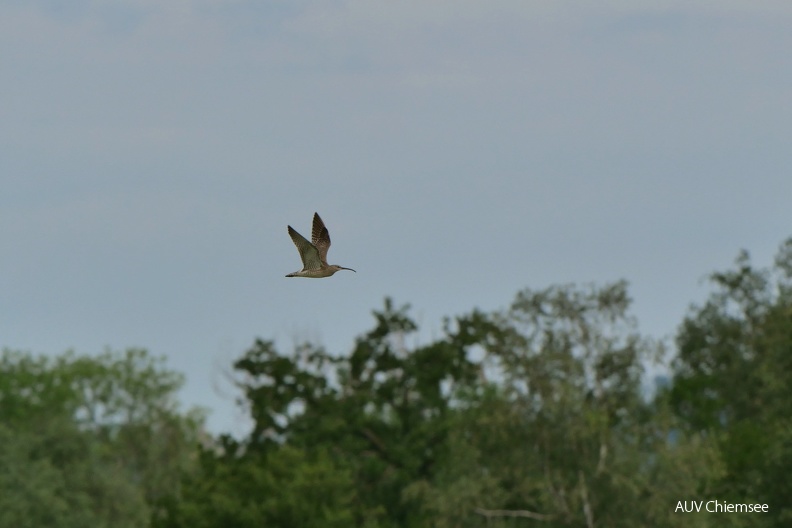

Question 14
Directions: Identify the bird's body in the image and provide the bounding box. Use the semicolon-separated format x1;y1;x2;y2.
286;213;356;278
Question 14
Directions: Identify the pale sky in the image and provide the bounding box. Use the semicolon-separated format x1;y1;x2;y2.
3;1;791;435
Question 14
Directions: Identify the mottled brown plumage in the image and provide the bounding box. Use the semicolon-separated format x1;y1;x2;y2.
286;213;356;278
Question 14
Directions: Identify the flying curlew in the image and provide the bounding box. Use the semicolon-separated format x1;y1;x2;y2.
286;212;356;278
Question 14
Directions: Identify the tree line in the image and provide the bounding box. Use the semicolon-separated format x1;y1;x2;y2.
3;238;792;527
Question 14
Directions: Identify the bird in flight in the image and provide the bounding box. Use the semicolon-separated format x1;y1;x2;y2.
286;212;356;278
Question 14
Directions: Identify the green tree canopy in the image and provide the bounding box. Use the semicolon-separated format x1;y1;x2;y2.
0;348;204;528
669;238;792;526
8;238;792;527
165;284;723;528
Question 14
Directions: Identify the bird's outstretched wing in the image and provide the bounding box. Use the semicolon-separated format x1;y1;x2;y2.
311;212;332;264
288;226;322;270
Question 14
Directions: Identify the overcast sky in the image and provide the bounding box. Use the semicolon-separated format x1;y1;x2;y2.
3;1;791;435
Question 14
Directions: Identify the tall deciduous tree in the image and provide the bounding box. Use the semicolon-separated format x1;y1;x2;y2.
0;348;204;527
408;282;725;527
670;239;792;526
168;286;724;527
229;299;498;527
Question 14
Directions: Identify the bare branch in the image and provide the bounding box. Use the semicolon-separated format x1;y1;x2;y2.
544;460;571;515
474;508;555;521
360;427;388;454
596;440;608;475
579;470;595;528
358;427;403;469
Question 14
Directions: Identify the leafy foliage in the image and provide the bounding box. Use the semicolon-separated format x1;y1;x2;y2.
0;348;203;528
165;286;727;527
6;239;792;526
668;238;792;526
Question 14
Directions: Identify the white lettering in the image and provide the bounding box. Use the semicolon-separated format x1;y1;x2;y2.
679;500;768;513
704;500;770;513
676;501;702;513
